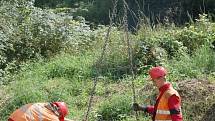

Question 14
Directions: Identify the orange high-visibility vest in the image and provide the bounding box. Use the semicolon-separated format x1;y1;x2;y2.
9;103;60;121
155;87;181;121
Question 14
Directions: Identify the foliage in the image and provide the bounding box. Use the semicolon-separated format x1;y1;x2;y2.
0;0;215;120
33;0;215;27
0;1;95;84
44;53;95;80
0;53;95;120
95;95;132;121
176;14;215;54
34;0;88;8
135;14;215;75
93;27;135;80
166;45;215;81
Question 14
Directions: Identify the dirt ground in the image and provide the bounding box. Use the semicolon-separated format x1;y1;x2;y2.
177;79;215;121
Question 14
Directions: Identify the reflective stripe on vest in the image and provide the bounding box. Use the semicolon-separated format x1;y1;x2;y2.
156;110;170;115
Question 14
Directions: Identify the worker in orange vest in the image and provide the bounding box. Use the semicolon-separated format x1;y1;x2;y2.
133;66;183;121
8;102;73;121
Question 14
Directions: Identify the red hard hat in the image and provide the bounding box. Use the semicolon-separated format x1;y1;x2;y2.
149;66;167;80
52;102;68;118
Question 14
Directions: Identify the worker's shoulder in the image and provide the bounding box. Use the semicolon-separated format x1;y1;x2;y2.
164;88;180;98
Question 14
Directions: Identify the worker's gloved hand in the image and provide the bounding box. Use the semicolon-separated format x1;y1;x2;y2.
132;103;147;112
132;103;141;111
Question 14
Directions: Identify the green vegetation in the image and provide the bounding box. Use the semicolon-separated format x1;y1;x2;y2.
34;0;215;26
0;0;215;121
96;95;132;120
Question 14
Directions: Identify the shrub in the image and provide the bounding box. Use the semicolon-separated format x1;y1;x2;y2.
0;1;96;84
96;95;132;121
166;44;215;81
176;14;215;54
135;14;215;75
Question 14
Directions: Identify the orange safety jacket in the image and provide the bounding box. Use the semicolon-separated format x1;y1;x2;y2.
154;87;181;121
9;103;60;121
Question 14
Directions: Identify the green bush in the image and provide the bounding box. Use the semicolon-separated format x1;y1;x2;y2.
135;14;215;75
44;53;94;80
166;44;215;81
176;14;215;54
159;33;187;58
96;95;132;121
0;1;96;85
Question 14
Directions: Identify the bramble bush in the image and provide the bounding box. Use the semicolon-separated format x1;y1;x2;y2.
134;14;215;77
176;14;215;54
0;0;95;84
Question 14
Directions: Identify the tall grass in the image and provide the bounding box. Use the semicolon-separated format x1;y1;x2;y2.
0;52;97;120
166;44;215;81
1;14;215;121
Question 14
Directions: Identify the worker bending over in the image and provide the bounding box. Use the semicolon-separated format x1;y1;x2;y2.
8;102;73;121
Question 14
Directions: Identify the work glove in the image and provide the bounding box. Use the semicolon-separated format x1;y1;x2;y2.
132;103;147;112
132;103;141;111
